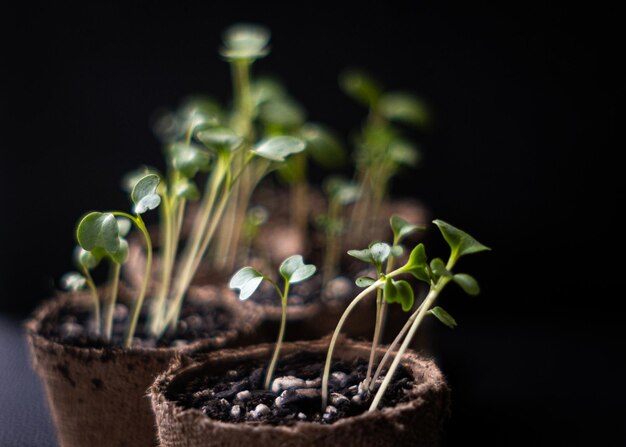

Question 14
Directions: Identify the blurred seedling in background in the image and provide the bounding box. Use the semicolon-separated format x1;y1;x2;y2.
230;255;316;389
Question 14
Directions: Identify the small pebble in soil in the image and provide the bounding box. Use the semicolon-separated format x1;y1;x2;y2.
250;403;270;419
60;322;83;338
172;340;189;348
297;412;307;420
322;405;338;422
330;393;350;406
236;390;252;401
331;371;349;387
271;376;306;393
230;405;241;418
227;370;239;378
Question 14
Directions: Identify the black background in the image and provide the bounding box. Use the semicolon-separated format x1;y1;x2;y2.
1;2;622;445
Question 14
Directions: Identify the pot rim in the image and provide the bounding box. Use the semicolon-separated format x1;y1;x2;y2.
151;337;448;435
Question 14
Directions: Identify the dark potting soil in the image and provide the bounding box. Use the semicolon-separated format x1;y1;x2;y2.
38;298;232;349
168;351;414;425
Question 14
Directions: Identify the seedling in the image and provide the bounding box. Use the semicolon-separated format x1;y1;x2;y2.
340;70;427;244
67;174;160;347
230;255;316;389
321;219;489;410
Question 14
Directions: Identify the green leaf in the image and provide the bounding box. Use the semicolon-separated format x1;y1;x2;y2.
221;23;270;60
323;176;360;206
109;239;129;265
168;143;212;178
355;276;376;288
252;136;306;162
453;273;480;296
403;243;429;283
339;70;382;108
390;215;424;243
430;258;452;279
429;306;458;328
390;245;404;257
195;126;243;152
251;77;287;105
178;96;224;132
369;242;391;265
259;99;306;128
299;124;347;168
60;272;86;291
131;174;161;214
279;255;316;284
76;212;120;254
116;218;131;237
378;92;428;127
173;178;200;200
433;219;491;261
229;266;265;300
384;278;415;312
347;248;374;264
388;139;420;167
75;247;103;270
121;166;161;193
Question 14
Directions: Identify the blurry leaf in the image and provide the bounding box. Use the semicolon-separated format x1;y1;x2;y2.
168;143;212;178
429;306;457;328
279;255;316;284
339;70;382;107
75;247;103;270
121;166;161;193
433;219;491;261
453;273;480;296
77;212;120;254
251;77;287;105
347;248;374;264
229;266;265;300
378;92;428;126
131;174;162;214
252;136;306;162
60;272;86;291
173;178;200;200
116;218;131;237
390;245;404;257
221;23;270;60
369;242;391;266
430;258;452;279
355;276;376;288
384;278;415;312
259;99;306;128
178;96;223;131
323;176;360;206
299;124;347;168
404;243;429;283
196;126;243;152
390;215;424;243
388;139;420;167
109;239;129;265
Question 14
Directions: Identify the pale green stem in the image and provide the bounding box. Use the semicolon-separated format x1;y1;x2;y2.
150;194;174;335
369;275;452;411
103;262;121;341
374;235;399;350
371;301;424;389
81;267;100;336
321;268;404;409
264;282;289;390
122;215;152;348
365;288;383;389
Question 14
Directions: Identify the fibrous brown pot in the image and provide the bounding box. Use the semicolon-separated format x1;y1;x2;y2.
151;338;450;447
25;286;261;447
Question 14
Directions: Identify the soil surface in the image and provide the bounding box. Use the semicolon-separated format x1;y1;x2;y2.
38;296;232;349
168;351;414;425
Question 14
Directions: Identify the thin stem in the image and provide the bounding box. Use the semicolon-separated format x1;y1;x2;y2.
371;301;424;389
365;288;383;388
374;235;399;349
150;194;174;335
369;277;450;411
81;267;100;336
321;268;404;409
264;282;289;390
123;215;152;348
103;262;121;341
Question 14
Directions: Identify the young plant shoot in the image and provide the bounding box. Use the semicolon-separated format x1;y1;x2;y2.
321;219;489;411
230;255;316;390
72;174;161;347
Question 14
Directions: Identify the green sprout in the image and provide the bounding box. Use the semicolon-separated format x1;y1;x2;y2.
72;174;160;347
321;219;489;411
230;255;316;390
340;69;427;245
